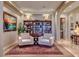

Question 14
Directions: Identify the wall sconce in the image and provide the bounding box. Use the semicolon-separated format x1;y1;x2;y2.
25;13;32;20
43;14;49;20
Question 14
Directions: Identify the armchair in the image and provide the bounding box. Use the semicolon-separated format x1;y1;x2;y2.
38;34;55;46
18;33;34;46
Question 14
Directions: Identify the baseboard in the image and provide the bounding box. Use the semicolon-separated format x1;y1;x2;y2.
3;41;17;54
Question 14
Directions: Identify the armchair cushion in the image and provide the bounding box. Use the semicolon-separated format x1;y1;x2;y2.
21;39;32;42
39;39;49;43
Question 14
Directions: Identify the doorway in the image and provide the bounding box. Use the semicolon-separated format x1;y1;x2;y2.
60;18;65;39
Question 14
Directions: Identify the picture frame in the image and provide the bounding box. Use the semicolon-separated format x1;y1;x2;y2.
3;12;17;32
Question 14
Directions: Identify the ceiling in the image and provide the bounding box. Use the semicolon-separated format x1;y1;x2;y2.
63;1;79;14
14;1;63;14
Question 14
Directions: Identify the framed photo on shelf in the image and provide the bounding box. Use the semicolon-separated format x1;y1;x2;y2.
3;12;17;32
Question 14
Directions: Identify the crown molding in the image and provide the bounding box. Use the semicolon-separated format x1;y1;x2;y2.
55;1;74;14
4;1;23;16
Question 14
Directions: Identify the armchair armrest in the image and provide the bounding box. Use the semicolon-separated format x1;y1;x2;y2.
49;37;55;45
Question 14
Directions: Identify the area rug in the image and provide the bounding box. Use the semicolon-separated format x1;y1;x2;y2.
6;45;63;55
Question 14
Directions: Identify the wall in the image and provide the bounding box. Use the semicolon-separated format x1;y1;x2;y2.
0;1;3;56
75;13;79;22
3;4;22;51
24;13;53;20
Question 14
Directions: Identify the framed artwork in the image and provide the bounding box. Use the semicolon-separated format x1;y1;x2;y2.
3;12;17;32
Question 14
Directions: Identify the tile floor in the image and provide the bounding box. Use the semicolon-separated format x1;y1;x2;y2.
57;39;79;57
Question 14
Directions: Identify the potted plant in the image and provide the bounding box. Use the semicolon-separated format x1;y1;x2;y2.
18;23;25;35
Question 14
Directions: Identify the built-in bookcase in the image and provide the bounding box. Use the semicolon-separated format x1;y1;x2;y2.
24;20;52;37
43;21;52;33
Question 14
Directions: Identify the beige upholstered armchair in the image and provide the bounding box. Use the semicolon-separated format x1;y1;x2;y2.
38;34;55;46
18;33;34;46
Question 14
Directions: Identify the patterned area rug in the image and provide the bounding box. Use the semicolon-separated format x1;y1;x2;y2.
6;45;63;55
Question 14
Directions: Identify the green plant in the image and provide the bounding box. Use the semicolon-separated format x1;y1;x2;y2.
18;23;25;35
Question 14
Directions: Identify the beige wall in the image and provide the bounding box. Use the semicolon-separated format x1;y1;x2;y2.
0;2;3;56
3;4;22;51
